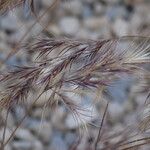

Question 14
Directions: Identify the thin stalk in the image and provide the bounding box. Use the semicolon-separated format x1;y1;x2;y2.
94;101;109;150
0;108;10;150
6;0;59;60
3;91;44;147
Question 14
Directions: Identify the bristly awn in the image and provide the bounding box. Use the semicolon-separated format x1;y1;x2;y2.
23;0;34;17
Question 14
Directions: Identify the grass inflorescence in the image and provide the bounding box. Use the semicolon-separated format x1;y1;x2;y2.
0;36;149;109
0;0;150;149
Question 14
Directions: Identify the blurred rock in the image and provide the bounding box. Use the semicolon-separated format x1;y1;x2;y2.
135;94;147;106
113;18;129;36
33;140;43;150
59;17;80;35
26;119;52;144
51;106;66;130
65;132;77;146
36;121;52;144
13;106;26;122
15;128;35;141
0;128;12;143
94;2;106;15
12;141;32;150
82;4;93;18
31;107;50;119
0;13;18;32
108;101;125;122
1;110;15;128
107;77;133;102
47;24;61;36
107;5;130;21
4;144;12;150
50;132;68;150
83;17;108;30
61;0;83;16
42;0;54;7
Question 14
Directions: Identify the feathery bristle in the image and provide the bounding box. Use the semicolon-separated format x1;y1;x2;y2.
0;36;149;109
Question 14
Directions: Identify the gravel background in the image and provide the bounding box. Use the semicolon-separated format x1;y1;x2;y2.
0;0;150;150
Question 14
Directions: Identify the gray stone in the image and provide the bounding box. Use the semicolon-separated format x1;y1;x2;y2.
62;0;83;16
33;140;43;150
13;106;26;122
0;128;12;143
15;128;35;141
113;18;129;36
42;0;54;7
94;2;105;15
108;101;125;121
12;141;33;150
1;110;15;128
59;17;80;35
83;17;108;30
26;119;52;143
107;77;133;102
36;121;52;143
0;12;19;31
4;144;12;150
50;133;68;150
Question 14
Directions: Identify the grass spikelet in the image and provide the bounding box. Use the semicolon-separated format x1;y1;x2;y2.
0;36;149;149
0;0;35;15
0;36;149;109
0;0;23;13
